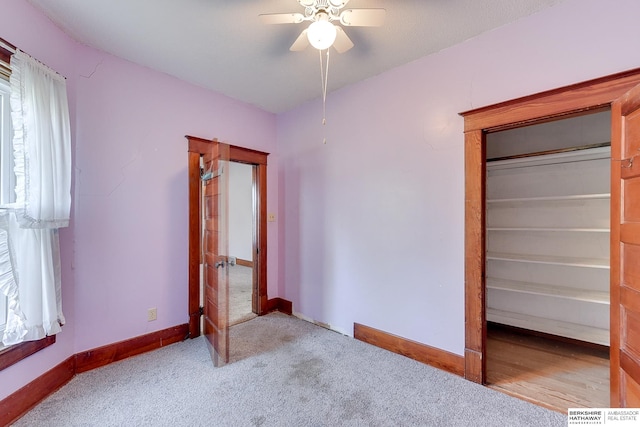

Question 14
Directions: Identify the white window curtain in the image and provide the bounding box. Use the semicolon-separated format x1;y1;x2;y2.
0;49;70;346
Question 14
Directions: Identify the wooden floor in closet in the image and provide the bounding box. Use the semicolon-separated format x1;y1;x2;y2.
486;324;609;413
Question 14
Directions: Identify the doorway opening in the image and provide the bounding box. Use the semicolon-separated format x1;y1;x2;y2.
228;161;258;326
484;111;611;411
186;136;269;340
460;68;640;410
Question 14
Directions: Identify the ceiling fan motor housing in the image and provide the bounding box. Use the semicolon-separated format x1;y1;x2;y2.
303;0;344;20
260;0;383;53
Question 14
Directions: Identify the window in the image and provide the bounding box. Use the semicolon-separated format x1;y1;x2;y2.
0;78;15;205
0;71;11;349
0;38;69;367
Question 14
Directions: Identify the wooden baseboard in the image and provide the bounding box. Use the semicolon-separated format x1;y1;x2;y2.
0;356;75;426
76;324;189;373
0;323;189;424
354;323;465;377
267;298;292;315
235;258;253;267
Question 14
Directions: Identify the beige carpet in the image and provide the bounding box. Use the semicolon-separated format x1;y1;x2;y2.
13;313;567;426
229;264;256;325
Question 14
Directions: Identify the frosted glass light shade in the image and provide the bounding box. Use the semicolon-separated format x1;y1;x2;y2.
307;21;337;50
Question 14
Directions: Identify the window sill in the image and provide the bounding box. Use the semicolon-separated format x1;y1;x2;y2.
0;336;56;371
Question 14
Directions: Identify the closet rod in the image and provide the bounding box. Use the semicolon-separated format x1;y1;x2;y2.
487;142;610;163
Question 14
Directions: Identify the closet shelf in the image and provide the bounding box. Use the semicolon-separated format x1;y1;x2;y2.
486;308;610;346
486;146;611;343
486;193;610;204
487;278;609;305
487;252;610;269
486;227;609;233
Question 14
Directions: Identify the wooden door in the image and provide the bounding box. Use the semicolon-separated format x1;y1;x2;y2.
187;136;269;339
202;141;230;367
611;83;640;406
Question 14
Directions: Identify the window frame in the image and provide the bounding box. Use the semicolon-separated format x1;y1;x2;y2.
0;78;16;206
0;38;56;371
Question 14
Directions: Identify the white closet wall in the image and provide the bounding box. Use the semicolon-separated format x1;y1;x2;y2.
229;162;254;262
486;147;610;345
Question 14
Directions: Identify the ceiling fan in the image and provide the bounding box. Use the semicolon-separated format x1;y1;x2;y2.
259;0;386;53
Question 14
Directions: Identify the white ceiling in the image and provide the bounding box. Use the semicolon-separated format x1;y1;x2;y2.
27;0;565;114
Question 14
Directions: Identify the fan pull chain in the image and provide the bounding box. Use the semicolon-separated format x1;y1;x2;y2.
319;48;330;144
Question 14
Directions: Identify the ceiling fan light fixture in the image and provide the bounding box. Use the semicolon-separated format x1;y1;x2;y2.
307;20;337;50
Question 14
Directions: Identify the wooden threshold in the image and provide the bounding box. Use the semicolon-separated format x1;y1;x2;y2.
486;323;609;413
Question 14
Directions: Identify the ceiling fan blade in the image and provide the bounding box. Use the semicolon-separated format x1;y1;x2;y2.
333;27;354;53
339;9;386;27
290;29;310;51
259;13;305;25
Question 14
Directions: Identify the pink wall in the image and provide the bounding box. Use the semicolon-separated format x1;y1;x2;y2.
72;47;278;352
3;0;639;405
1;0;278;401
277;0;640;353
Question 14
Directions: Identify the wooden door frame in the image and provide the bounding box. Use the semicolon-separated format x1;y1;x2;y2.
459;68;640;386
186;135;269;338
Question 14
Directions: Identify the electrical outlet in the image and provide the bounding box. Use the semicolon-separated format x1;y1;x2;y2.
147;308;157;321
268;213;276;222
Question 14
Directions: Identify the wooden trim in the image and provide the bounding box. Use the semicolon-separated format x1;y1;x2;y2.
610;97;623;407
464;349;483;383
461;68;640;132
0;324;188;424
188;150;201;339
230;146;268;166
185;135;270;333
0;336;56;371
0;356;75;426
75;324;188;373
354;323;465;377
461;68;640;393
464;129;486;383
267;298;293;315
0;36;14;81
236;258;253;267
256;163;268;315
186;136;268;165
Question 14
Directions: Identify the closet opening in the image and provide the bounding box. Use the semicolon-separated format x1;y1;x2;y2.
484;110;611;411
461;68;640;410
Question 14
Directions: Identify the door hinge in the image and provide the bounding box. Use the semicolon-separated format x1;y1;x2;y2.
201;166;223;182
199;306;204;316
